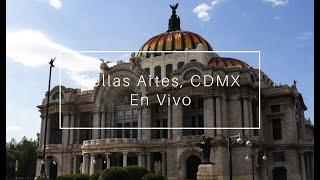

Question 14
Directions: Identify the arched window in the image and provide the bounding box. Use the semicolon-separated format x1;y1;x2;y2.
177;62;185;69
166;64;173;78
183;69;201;80
190;59;197;62
52;91;63;100
154;66;161;79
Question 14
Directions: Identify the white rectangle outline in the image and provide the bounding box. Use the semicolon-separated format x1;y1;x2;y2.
58;50;261;130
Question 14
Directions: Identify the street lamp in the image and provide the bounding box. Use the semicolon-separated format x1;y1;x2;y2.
246;140;252;147
226;133;243;180
245;140;267;180
262;153;267;160
40;57;56;178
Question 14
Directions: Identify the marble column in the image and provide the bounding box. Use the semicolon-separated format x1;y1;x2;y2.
101;112;105;139
204;96;214;136
141;107;152;140
300;152;306;180
40;116;45;146
62;113;70;145
69;114;75;144
146;153;151;171
74;115;80;144
73;156;77;174
138;107;142;140
221;94;228;136
123;152;128;167
82;154;89;174
105;112;111;138
243;98;250;136
215;96;222;135
150;67;154;77
46;116;51;144
305;153;310;179
110;111;115;138
161;151;166;176
92;112;100;139
248;100;253;136
105;153;110;168
138;153;143;167
172;104;183;139
90;154;96;175
45;159;50;177
173;60;178;70
105;112;110;138
167;105;172;139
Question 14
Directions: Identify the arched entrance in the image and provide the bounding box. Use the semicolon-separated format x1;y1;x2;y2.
49;160;57;180
272;167;287;180
186;155;201;180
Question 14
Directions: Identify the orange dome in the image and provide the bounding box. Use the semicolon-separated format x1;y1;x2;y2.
136;4;213;58
208;57;250;68
137;31;213;58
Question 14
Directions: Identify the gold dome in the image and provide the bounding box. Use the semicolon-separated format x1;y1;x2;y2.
136;3;212;58
137;31;213;58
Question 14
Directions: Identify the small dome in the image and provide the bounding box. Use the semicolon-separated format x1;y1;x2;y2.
208;57;250;68
137;31;213;58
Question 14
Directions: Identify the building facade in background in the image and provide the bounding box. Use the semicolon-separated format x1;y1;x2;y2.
36;5;314;180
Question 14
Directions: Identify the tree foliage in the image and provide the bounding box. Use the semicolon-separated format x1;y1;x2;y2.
6;136;38;179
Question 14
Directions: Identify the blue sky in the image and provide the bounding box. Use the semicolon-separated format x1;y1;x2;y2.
6;0;314;141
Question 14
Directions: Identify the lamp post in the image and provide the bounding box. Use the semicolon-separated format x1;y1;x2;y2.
245;140;267;180
41;58;55;178
226;133;243;180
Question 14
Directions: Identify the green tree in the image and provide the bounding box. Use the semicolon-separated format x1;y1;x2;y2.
6;136;38;179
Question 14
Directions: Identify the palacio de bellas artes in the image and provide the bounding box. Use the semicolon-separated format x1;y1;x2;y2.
35;4;314;180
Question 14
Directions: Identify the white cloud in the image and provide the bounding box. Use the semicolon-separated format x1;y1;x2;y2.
193;0;224;22
49;0;62;9
263;0;288;7
297;31;313;41
211;0;224;6
193;3;213;21
6;29;102;89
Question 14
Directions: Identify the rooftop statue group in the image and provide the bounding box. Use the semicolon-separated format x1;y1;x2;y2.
168;3;181;32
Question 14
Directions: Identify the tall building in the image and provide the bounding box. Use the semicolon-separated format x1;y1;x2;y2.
36;5;314;180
